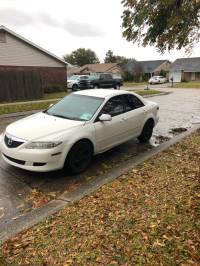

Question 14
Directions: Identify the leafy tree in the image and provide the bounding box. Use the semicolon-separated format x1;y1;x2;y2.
104;50;133;64
115;56;132;64
122;59;143;82
104;50;116;63
122;0;200;52
64;48;100;66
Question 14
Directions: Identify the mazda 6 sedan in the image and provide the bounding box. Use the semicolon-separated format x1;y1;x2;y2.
0;89;159;174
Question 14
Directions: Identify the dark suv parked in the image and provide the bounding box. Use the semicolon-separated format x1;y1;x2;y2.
78;76;91;90
90;73;123;89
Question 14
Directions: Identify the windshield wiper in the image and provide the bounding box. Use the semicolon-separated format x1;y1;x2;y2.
45;112;85;121
50;114;69;119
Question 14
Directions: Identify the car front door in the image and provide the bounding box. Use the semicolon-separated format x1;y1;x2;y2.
105;74;113;88
94;95;127;152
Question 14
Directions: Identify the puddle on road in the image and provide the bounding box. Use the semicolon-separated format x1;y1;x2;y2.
169;127;188;135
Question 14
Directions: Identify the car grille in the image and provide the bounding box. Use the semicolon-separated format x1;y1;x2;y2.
3;154;25;165
4;134;24;148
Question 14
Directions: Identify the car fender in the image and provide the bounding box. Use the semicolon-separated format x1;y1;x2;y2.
59;126;96;168
140;113;157;134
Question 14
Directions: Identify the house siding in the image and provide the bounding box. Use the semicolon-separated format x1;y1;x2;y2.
0;33;64;67
182;72;200;82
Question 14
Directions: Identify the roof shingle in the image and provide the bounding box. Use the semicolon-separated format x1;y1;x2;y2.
170;57;200;72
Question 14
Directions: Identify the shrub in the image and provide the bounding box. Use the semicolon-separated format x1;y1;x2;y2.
44;84;66;93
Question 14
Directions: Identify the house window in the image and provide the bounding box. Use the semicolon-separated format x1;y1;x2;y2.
0;32;6;43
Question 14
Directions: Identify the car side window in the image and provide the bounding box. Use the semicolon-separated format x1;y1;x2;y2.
100;74;106;80
101;95;124;117
124;94;144;112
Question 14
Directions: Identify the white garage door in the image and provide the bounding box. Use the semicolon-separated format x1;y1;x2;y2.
169;72;182;82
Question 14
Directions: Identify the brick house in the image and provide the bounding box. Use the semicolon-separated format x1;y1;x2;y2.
0;25;67;92
169;57;200;82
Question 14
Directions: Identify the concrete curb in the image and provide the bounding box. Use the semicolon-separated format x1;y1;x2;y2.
0;124;199;244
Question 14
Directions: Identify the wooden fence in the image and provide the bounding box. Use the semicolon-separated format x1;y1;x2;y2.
0;70;43;102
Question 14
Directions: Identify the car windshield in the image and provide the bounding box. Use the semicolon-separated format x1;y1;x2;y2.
80;76;89;80
45;94;104;121
69;75;79;80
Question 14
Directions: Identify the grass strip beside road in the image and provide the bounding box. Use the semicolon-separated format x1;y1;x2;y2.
44;92;69;100
1;130;200;265
0;100;57;115
134;89;162;96
124;82;147;87
174;82;200;88
0;90;162;115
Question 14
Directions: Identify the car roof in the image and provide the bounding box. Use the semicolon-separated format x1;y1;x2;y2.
74;89;131;98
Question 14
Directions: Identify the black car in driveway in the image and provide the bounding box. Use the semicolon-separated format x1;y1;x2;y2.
78;75;91;90
90;73;123;89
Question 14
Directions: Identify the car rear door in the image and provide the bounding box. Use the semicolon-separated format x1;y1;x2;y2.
122;94;147;138
94;95;127;152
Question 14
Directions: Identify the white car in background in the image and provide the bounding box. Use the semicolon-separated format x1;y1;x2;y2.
149;76;167;84
67;75;90;90
0;89;159;174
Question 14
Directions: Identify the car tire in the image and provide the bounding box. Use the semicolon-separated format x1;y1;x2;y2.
66;140;93;174
114;84;120;90
93;84;99;89
72;84;79;91
138;119;154;143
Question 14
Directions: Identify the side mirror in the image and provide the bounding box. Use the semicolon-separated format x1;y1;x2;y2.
99;114;112;122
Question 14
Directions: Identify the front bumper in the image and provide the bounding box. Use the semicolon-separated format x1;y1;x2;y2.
0;137;66;172
67;82;73;89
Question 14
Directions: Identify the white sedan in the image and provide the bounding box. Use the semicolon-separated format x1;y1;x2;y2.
0;89;159;173
149;76;167;84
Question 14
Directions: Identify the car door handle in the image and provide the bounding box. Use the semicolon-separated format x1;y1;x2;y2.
121;118;127;122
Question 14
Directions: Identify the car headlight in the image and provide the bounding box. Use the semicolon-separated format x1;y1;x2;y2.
25;141;62;149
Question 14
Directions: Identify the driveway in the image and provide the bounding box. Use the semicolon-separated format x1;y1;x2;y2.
0;88;200;230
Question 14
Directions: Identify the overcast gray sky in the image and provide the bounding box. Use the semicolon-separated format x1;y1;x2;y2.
0;0;199;62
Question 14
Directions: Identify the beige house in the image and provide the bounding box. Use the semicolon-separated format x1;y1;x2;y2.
0;25;67;92
67;63;121;77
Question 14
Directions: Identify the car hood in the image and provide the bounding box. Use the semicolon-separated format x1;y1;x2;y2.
6;112;85;141
68;79;78;82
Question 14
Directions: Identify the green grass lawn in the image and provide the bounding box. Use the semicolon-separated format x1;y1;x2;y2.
1;130;199;265
44;91;69;99
174;82;200;88
0;100;58;115
133;89;162;96
0;90;162;116
0;92;69;115
124;82;147;87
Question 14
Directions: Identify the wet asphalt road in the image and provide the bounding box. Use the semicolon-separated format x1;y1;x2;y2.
0;88;200;228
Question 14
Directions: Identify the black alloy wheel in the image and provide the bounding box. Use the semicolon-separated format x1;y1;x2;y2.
115;84;120;90
66;141;93;174
72;84;79;91
138;120;154;143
